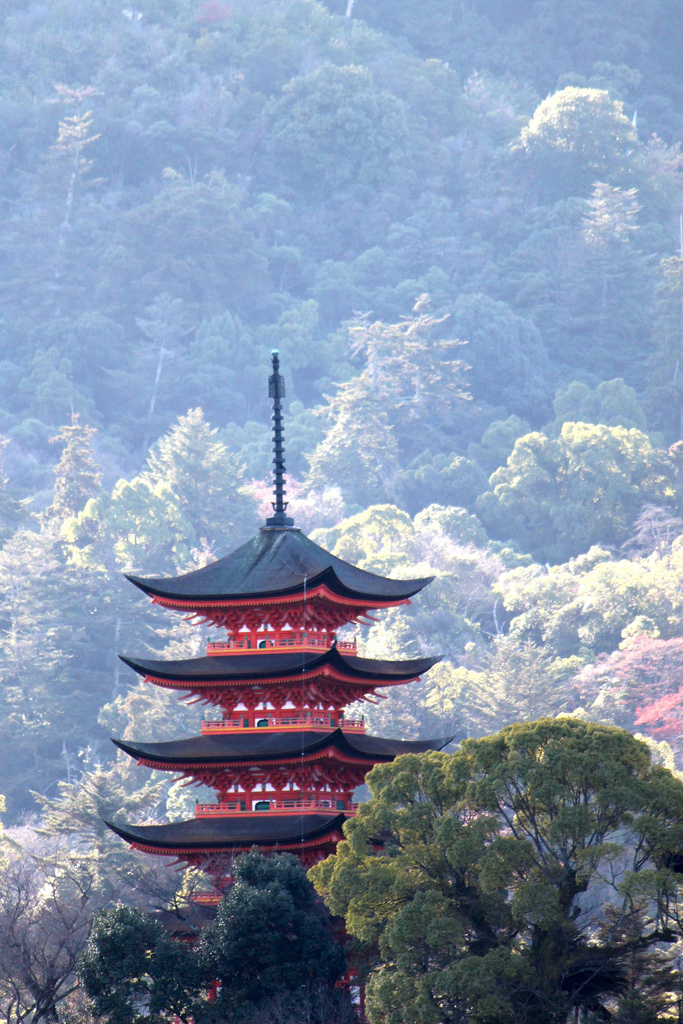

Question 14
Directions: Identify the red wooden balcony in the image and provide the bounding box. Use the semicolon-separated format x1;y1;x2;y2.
194;799;359;817
200;714;365;734
206;629;357;656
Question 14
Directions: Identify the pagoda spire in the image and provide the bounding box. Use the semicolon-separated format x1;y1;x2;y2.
110;350;445;878
265;349;294;528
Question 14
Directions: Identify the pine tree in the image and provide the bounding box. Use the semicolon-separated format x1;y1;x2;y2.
646;257;683;441
46;414;102;521
142;408;258;553
307;299;469;506
0;437;28;542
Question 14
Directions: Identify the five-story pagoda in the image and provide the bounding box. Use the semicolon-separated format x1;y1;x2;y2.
108;352;450;873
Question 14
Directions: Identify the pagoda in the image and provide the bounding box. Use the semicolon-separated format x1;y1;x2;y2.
108;351;450;874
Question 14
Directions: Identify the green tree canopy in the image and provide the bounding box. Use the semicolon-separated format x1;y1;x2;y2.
468;416;532;475
498;536;683;659
312;718;683;1024
79;852;348;1024
142;407;257;552
646;256;683;442
79;905;203;1024
264;63;407;196
46;414;102;521
550;378;647;433
477;422;674;562
201;850;346;1016
447;294;550;421
307;303;469;507
517;87;638;194
425;638;583;738
306;374;402;507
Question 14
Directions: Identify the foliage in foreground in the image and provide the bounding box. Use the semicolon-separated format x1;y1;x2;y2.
311;718;683;1024
0;836;105;1024
79;904;202;1024
79;850;350;1024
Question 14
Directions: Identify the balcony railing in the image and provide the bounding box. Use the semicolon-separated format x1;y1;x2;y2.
196;800;245;814
201;715;365;734
195;799;358;817
206;630;357;656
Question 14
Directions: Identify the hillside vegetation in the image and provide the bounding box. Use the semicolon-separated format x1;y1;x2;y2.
0;0;682;827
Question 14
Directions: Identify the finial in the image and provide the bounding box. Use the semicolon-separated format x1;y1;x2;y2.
265;350;294;528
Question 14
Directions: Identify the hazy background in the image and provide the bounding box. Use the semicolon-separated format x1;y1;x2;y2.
0;0;683;832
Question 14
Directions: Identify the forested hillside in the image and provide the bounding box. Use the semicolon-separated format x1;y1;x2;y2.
1;0;683;829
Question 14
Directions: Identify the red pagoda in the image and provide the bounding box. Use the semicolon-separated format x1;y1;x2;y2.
108;351;450;873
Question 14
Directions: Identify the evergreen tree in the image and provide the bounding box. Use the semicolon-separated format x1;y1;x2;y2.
426;638;583;738
0;437;29;542
447;294;550;422
46;414;102;521
79;905;203;1024
312;719;683;1024
307;302;469;506
78;852;349;1024
142;407;258;552
263;63;407;196
200;851;346;1017
550;378;647;433
307;375;402;507
646;257;683;442
516;87;638;196
477;423;674;562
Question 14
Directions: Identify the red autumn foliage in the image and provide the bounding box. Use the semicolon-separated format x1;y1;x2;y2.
575;637;683;756
195;1;232;24
634;687;683;742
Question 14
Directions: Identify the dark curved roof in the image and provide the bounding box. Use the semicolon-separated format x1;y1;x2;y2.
120;648;440;685
106;813;346;850
113;729;454;766
126;528;432;604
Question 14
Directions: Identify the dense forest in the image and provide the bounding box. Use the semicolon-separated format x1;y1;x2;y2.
2;0;683;812
3;0;683;1019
